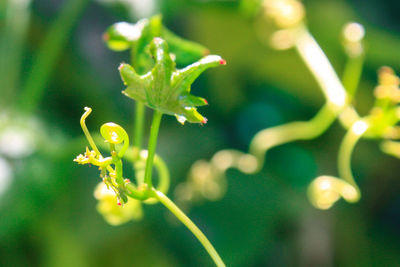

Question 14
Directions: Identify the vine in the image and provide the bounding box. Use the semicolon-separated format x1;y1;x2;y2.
178;0;400;210
74;16;226;266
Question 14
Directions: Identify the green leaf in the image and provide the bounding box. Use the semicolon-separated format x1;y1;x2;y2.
119;37;226;124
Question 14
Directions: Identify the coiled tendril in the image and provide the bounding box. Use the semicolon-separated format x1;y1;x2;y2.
100;122;129;158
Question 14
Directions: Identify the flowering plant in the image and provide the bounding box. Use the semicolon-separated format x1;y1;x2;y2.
74;16;226;267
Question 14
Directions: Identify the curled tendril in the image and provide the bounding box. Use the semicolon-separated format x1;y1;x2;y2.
75;108;134;204
80;107;101;156
307;67;400;209
307;176;359;210
90;131;171;205
307;120;368;209
75;108;115;171
100;122;129;158
180;13;370;210
178;104;337;205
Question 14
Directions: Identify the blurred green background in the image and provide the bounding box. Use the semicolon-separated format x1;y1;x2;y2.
1;0;400;266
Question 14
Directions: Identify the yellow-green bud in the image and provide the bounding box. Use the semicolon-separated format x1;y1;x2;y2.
94;182;143;225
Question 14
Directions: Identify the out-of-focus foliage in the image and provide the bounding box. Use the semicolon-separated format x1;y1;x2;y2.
0;0;399;266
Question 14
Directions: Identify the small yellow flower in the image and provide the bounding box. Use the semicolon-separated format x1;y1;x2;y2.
73;147;96;164
74;147;112;167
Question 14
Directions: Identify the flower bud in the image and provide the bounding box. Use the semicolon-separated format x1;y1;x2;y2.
262;0;305;29
94;182;143;225
103;21;146;51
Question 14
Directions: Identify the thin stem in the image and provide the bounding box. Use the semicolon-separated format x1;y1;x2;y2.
152;189;225;267
80;107;101;156
250;103;337;170
295;27;362;129
196;103;338;182
190;27;364;188
96;137;171;195
342;55;364;98
144;110;163;188
338;55;364;129
337;120;368;198
109;143;116;152
295;28;347;110
114;158;124;186
125;182;150;201
18;0;89;113
143;154;171;204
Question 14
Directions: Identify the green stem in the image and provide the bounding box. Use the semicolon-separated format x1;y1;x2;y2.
337;121;368;197
144;110;163;188
193;27;364;184
114;158;124;186
250;103;337;170
143;154;170;204
18;0;89;113
80;107;101;156
96;137;171;195
342;55;364;98
294;27;364;130
295;28;347;110
200;103;339;179
337;55;364;130
125;182;150;201
152;189;225;267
